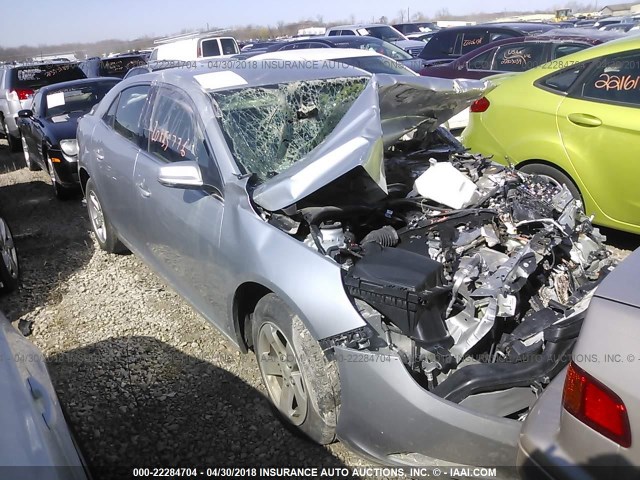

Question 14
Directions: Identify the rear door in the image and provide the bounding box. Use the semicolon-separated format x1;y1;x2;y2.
556;49;640;226
90;84;150;246
133;84;226;320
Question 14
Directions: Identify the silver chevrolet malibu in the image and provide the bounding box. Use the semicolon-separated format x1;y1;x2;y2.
76;62;615;475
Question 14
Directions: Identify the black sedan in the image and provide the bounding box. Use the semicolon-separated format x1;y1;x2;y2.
18;77;120;199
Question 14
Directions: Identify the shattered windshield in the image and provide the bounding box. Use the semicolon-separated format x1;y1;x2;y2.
211;76;369;180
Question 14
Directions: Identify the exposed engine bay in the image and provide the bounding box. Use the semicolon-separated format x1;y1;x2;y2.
259;128;615;416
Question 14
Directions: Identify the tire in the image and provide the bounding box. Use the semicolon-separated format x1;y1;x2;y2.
0;217;19;293
21;134;39;171
46;157;75;200
252;293;340;445
85;179;127;254
3;121;20;152
519;163;582;203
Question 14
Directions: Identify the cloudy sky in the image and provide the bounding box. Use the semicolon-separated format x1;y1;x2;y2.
2;0;575;47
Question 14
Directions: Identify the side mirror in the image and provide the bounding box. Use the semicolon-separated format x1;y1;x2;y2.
18;109;33;118
157;160;203;189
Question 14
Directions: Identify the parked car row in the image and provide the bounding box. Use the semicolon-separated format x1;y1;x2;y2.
2;21;640;479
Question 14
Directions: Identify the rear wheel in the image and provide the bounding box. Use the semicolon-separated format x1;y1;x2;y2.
252;293;339;444
85;179;127;254
0;217;19;293
519;163;582;203
21;135;39;171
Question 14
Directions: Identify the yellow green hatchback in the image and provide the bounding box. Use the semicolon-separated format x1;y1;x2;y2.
463;36;640;234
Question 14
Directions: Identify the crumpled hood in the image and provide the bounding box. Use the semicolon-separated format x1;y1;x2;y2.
252;74;491;212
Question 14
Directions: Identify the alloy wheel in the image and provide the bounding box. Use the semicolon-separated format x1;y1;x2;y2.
256;321;308;425
87;190;107;244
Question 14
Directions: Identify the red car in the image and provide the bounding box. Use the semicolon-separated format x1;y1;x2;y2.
420;29;623;79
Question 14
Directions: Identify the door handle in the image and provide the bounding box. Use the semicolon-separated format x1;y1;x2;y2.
136;181;151;198
568;113;602;128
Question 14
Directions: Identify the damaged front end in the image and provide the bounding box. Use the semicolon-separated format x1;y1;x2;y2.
308;152;613;416
213;72;615;422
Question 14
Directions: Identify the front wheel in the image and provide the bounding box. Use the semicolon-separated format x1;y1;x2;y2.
253;293;340;444
0;217;19;293
85;179;127;254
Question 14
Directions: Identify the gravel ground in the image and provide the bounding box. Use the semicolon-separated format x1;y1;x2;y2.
0;139;638;479
0;142;368;477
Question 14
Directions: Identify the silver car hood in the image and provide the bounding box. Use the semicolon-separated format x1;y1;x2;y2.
252;74;490;212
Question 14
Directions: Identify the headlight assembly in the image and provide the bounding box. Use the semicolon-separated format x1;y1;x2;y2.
60;139;79;157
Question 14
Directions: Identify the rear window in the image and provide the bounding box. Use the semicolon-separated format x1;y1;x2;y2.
99;57;147;78
11;63;86;90
201;39;221;57
44;80;118;117
359;26;404;42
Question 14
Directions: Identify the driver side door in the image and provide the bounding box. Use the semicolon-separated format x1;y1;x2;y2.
133;85;227;325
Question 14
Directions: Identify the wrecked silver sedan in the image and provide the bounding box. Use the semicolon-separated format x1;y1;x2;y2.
76;63;614;473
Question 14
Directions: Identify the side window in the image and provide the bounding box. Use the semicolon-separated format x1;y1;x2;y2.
467;48;497;70
342;30;356;35
552;44;588;60
148;87;222;188
112;85;150;143
220;38;238;55
539;63;589;93
578;52;640;107
201;39;221;57
102;94;119;127
493;43;547;72
328;30;340;36
459;32;487;55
